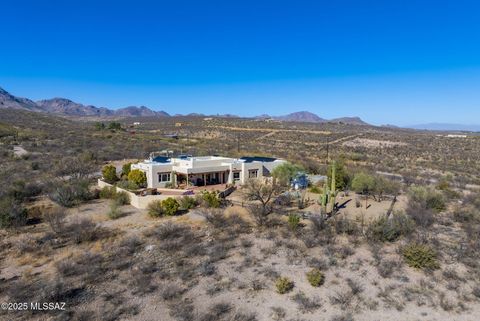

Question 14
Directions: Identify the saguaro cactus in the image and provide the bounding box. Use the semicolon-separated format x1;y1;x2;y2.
320;161;337;214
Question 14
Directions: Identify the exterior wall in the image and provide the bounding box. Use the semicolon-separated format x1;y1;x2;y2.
132;156;287;188
98;179;180;209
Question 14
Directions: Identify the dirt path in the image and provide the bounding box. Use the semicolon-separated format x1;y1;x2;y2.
209;125;332;135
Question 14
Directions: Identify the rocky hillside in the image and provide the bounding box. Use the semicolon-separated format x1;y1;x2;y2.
1;87;169;117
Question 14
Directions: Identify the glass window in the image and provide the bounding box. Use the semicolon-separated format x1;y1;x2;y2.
233;172;240;180
248;169;258;178
158;172;171;182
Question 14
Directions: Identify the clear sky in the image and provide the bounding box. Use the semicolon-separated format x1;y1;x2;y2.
1;0;480;126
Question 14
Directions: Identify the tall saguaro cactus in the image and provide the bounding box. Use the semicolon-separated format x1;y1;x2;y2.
320;161;337;214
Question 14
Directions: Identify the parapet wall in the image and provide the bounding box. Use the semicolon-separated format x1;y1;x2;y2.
97;179;180;209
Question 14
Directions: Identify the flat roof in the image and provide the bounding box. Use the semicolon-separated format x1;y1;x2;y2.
240;156;278;163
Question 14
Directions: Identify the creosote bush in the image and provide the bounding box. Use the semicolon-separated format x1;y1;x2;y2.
367;212;414;242
147;197;180;217
128;169;147;188
162;197;180;216
306;268;325;287
179;195;197;210
148;200;164;218
403;243;440;270
99;186;117;199
288;213;301;231
200;191;221;208
275;277;294;294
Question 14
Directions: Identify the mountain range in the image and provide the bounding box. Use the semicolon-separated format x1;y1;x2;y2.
1;87;170;117
1;86;369;125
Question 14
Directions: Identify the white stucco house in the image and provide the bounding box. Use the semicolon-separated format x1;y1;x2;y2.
131;155;286;189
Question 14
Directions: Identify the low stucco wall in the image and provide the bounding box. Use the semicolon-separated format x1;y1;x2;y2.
98;179;182;209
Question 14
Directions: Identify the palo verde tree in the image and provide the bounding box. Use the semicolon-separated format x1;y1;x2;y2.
271;162;303;187
351;172;376;209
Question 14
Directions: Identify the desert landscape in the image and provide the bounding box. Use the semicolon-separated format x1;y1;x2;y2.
1;100;480;321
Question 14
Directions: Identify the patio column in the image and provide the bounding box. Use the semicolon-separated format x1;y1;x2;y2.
203;174;206;186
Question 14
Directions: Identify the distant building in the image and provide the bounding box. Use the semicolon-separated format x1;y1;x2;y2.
133;122;141;126
175;122;182;127
446;134;467;138
131;155;285;188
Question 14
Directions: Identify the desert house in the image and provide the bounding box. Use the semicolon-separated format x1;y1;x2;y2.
131;155;286;189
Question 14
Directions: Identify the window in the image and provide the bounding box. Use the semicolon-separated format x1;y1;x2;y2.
233;171;240;180
158;172;171;182
248;169;258;178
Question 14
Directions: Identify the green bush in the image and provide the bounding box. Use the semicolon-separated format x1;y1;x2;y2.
201;191;220;208
403;243;440;270
0;196;27;228
179;196;197;210
309;185;322;194
99;186;117;199
128;169;147;188
162;198;180;216
121;163;132;178
107;200;122;219
116;180;140;191
288;214;301;231
367;212;414;242
147;200;164;218
306;268;325;287
102;165;118;184
114;191;130;205
275;277;294;294
49;179;93;208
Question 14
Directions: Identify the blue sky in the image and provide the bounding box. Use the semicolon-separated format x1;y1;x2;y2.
1;0;479;126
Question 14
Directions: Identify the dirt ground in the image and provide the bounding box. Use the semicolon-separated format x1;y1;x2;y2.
1;191;480;321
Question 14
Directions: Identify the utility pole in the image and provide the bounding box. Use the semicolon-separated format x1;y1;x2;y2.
237;134;240;154
326;136;330;164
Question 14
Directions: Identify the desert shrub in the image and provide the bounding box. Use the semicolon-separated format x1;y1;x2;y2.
100;186;117;199
107;200;122;219
43;207;66;234
334;215;359;235
162;198;180;216
309;185;322;194
49;179;93;207
292;291;322;312
0;196;27;228
116;180;140;190
306;268;325;287
367;212;414;242
115;191;131;205
406;201;435;228
121;162;132;178
179;195;197;210
288;213;301;231
403;243;440;270
128;169;147;188
69;218;100;244
275;277;294;294
147;200;164;218
200;191;221;208
408;186;446;213
159;282;185;300
102;164;118;183
377;259;401;278
453;208;479;223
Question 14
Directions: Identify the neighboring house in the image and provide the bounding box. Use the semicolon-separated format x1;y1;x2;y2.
131;155;286;188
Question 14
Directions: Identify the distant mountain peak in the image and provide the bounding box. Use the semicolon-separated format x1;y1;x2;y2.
276;111;326;123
